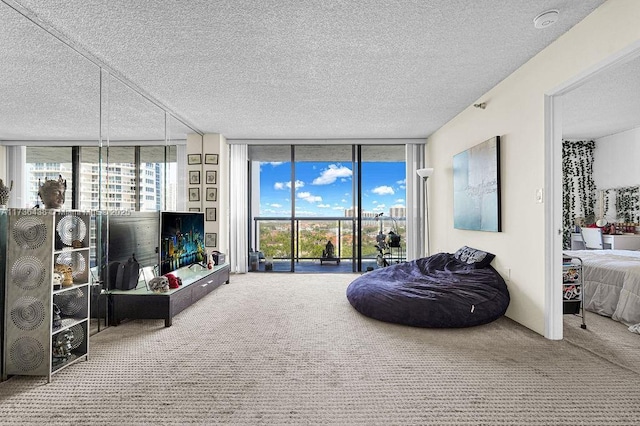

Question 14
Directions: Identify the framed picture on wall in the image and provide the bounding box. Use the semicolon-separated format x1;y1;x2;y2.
206;187;217;202
453;136;501;232
206;170;217;184
205;233;217;247
187;154;202;165
206;207;217;221
189;207;200;212
205;154;219;165
189;170;200;185
189;187;200;202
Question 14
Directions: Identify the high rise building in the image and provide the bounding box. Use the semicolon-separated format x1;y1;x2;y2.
26;156;164;211
389;206;406;219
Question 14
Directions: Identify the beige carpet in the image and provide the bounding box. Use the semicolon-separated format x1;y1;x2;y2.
0;272;639;425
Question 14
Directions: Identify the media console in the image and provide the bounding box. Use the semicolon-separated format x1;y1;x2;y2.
109;263;230;327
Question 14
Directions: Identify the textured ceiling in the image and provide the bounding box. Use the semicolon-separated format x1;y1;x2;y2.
562;54;640;140
3;0;631;143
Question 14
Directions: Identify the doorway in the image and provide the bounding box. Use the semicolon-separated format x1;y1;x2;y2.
546;40;640;339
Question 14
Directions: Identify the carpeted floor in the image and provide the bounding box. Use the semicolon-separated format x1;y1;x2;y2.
0;272;639;425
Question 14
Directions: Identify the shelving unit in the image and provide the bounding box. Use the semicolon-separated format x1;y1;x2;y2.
3;209;91;382
562;253;587;329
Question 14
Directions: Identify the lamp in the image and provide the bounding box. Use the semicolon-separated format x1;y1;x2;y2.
416;168;434;179
416;168;434;257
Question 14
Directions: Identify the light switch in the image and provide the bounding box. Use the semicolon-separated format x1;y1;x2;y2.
536;188;544;204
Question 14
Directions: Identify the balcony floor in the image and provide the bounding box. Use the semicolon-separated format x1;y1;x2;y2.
249;258;405;273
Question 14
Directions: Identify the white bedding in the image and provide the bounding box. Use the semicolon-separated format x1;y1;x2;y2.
563;250;640;327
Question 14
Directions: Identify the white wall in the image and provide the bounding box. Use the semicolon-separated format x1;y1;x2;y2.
594;126;640;189
203;133;228;256
426;0;640;335
0;146;5;182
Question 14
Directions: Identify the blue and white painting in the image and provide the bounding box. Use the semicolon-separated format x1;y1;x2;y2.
453;136;501;232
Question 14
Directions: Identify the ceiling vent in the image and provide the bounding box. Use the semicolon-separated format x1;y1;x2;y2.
534;10;559;29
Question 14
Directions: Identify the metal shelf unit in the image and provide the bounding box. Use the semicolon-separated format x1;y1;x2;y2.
562;253;587;330
3;209;91;382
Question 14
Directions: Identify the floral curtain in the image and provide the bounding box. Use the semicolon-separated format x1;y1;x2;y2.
562;140;596;249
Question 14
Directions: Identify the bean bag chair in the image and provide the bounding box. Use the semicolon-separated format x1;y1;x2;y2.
346;246;509;328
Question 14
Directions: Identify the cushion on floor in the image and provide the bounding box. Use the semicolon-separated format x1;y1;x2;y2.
346;251;510;328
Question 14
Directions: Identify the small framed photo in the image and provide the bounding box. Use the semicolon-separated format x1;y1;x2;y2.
189;187;200;202
206;187;217;202
189;170;200;185
205;233;217;247
205;154;219;165
206;207;217;222
206;170;217;184
189;207;200;212
187;154;202;165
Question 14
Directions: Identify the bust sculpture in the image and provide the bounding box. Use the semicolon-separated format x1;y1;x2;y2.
0;178;13;207
38;175;66;209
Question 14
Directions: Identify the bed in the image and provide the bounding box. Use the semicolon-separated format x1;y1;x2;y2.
346;247;510;328
562;249;640;327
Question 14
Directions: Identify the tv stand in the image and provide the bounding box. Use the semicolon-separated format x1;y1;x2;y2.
109;263;230;327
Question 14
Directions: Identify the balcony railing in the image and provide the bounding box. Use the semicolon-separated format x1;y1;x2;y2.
253;216;406;266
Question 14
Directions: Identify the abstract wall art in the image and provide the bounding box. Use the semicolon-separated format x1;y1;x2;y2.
453;136;501;232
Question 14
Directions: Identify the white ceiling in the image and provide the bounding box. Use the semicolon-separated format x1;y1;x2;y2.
562;54;640;140
4;0;634;143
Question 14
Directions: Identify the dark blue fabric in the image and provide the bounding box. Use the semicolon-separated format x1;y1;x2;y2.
346;252;510;328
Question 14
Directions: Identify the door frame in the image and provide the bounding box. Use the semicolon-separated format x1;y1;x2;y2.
544;39;640;339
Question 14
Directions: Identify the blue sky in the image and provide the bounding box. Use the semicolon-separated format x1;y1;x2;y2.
259;161;406;217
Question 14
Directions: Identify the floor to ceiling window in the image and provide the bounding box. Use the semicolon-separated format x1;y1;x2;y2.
249;144;406;273
360;145;407;270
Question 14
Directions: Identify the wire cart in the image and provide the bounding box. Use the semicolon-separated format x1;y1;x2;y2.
562;253;587;329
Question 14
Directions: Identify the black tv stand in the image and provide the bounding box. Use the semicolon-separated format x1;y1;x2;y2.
109;263;230;327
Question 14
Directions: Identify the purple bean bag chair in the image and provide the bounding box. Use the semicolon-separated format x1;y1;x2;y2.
346;247;509;328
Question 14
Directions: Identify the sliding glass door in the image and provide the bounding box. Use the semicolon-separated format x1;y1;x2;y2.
249;144;405;272
360;145;407;270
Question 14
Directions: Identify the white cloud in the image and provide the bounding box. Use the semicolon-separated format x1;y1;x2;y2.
270;203;282;208
396;178;406;185
294;208;316;215
318;204;331;208
372;185;395;195
395;198;405;203
297;191;323;203
312;164;352;185
270;162;283;166
333;206;345;210
274;180;304;190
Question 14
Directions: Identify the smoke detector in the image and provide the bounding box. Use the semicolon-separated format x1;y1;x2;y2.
534;10;559;29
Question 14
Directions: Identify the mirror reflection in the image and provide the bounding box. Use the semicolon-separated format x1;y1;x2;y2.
0;4;200;339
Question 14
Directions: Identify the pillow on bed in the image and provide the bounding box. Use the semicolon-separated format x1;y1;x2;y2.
453;246;495;268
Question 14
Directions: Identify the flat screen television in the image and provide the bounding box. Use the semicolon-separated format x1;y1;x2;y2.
159;211;206;275
104;212;160;267
99;212;160;294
